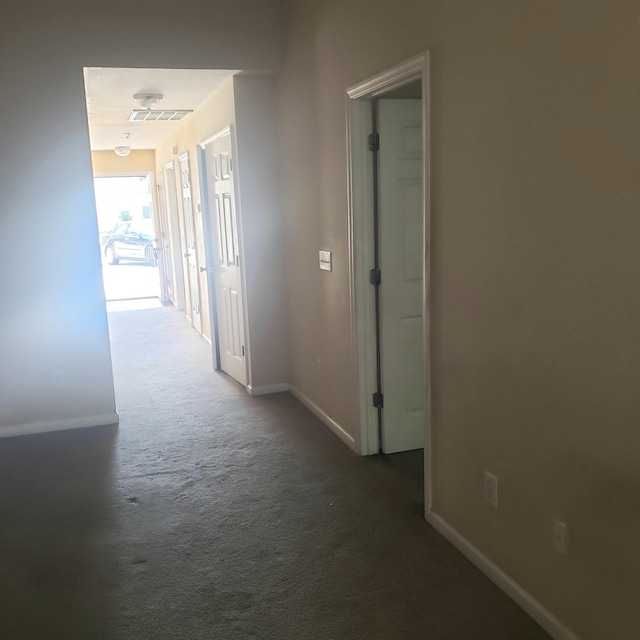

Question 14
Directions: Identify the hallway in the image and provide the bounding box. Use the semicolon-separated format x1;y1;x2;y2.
0;306;548;639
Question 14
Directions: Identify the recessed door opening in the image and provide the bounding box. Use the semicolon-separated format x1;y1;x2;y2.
82;65;250;410
347;54;431;507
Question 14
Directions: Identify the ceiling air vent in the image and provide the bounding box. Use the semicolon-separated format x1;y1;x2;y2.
129;109;194;122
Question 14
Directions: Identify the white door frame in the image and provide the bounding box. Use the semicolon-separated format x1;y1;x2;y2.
197;125;252;388
346;52;432;508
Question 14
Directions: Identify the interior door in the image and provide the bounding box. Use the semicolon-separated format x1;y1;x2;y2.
202;129;247;386
155;181;175;303
164;163;186;311
178;153;202;334
378;98;424;453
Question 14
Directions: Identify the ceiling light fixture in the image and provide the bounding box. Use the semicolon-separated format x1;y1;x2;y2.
114;132;132;157
133;93;164;110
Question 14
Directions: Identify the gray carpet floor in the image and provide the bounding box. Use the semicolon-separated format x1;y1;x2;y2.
0;305;549;639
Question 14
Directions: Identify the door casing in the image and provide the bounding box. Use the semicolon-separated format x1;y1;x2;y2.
346;52;432;510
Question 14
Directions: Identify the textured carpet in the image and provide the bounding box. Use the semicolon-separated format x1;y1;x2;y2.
0;306;549;639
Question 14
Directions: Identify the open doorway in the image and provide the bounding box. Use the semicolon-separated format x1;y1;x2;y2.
83;66;253;389
347;54;431;504
94;175;161;304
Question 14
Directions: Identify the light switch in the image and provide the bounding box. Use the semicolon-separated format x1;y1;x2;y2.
319;250;332;271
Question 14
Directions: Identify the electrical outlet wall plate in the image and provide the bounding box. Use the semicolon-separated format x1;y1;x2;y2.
319;250;332;271
552;520;569;556
484;471;498;508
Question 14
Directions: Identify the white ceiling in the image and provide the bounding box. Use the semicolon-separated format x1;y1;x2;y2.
84;67;237;150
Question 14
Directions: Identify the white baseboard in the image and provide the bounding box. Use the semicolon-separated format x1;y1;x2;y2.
426;510;579;640
0;413;120;439
247;382;290;396
289;385;357;452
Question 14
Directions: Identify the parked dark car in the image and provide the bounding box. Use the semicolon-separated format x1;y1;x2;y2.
101;222;156;265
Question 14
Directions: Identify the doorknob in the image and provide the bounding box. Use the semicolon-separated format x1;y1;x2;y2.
199;266;209;272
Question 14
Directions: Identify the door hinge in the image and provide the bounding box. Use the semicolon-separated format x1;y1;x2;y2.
241;345;245;357
368;132;380;152
369;268;381;286
372;391;384;409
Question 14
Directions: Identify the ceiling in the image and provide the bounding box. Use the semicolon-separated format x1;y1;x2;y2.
84;67;238;151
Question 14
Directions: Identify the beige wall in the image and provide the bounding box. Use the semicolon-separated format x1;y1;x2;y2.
91;150;156;175
233;75;290;389
278;0;639;638
0;0;281;429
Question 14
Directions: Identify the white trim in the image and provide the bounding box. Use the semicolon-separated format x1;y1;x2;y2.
93;171;152;178
289;385;357;452
426;511;580;640
247;383;290;396
346;98;377;455
198;125;232;148
347;53;426;100
346;51;432;486
0;413;119;439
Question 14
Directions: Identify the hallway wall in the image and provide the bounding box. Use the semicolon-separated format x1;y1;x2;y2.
278;0;640;638
233;75;290;391
0;0;282;431
92;150;156;175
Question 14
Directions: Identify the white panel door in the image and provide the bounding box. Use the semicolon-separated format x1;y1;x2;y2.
378;99;424;453
203;131;247;386
179;154;202;334
155;181;175;304
164;163;186;311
